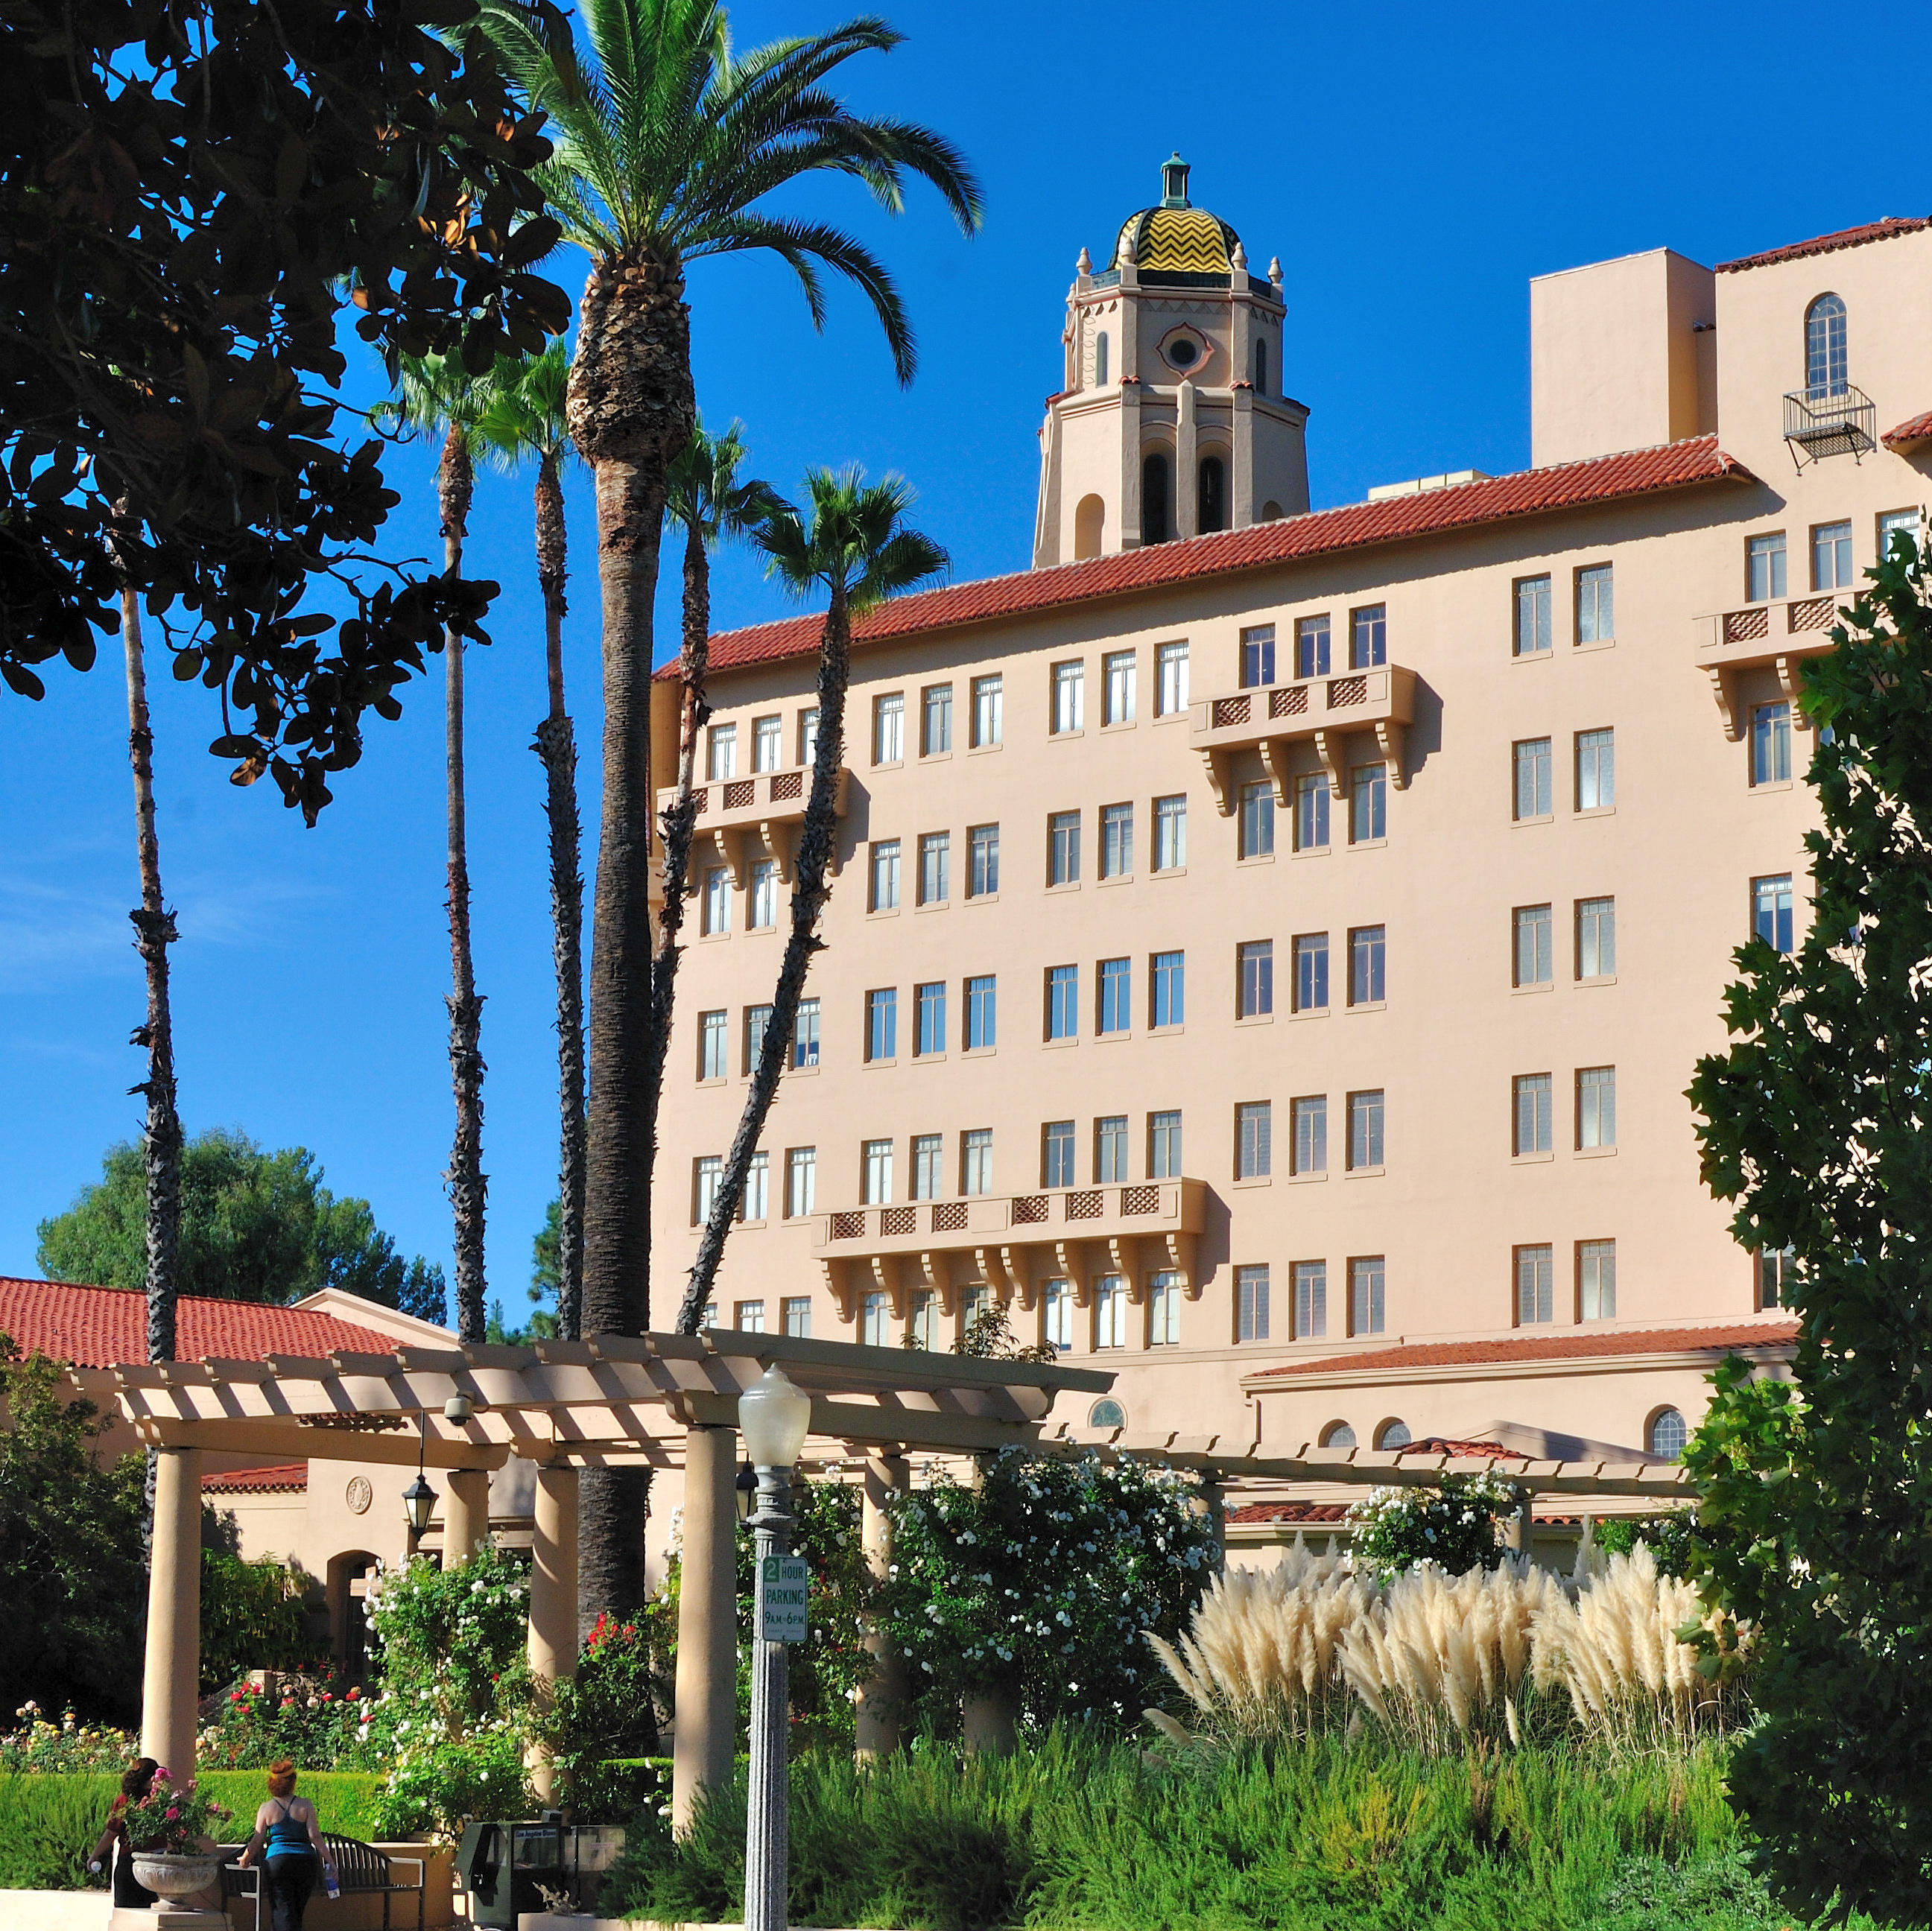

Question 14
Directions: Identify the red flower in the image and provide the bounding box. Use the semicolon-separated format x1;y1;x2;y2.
346;1687;360;1702
165;1807;180;1820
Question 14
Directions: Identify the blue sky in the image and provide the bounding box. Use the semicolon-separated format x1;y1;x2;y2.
2;0;1925;1312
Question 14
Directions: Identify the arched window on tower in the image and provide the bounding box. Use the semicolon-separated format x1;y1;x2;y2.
1198;455;1226;535
1094;331;1109;387
1805;293;1847;399
1142;451;1171;545
1254;337;1269;397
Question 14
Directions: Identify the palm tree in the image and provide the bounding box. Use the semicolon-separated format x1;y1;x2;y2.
376;355;496;1345
478;345;587;1342
676;468;946;1331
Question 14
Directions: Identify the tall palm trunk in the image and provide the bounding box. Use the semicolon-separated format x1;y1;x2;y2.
532;448;586;1342
440;424;488;1345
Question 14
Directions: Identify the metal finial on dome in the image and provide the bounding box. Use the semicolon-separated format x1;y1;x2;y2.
1161;153;1191;209
1077;245;1092;274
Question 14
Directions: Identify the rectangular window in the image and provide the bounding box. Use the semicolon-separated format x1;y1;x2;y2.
1577;562;1615;642
791;998;821;1069
1575;729;1615;811
1350;1256;1386;1336
694;1155;722;1225
1293;773;1330;851
783;1296;811;1338
961;1128;993;1196
1295;614;1331;679
912;1132;943;1201
1043;1120;1076;1188
699;1009;727;1081
862;1138;894;1205
1880;508;1922;562
922;682;953;756
1516;1243;1555;1325
971;673;1003;747
861;1292;888;1347
1241;624;1276;688
1149;1272;1182;1346
1513;1074;1552;1155
735;1299;765;1332
707;721;738;780
1094;1276;1128;1348
965;974;997;1050
1149;1109;1182;1179
1754;874;1795;953
702;1301;718;1330
1812;520;1854;592
864;988;896;1062
1293;1260;1327;1339
798;707;820;767
919;831;950;904
743;1150;769;1223
1046;963;1079;1041
1577;1065;1617;1150
872;691;905;764
753;714;782;773
1048;811;1081;886
870;839;901;912
968;822;1001;897
703;866;732;935
1515;574;1552;656
1238;939;1273;1018
1747;532;1787;603
909;1290;937;1351
1052;659;1085;732
1577;896;1617;979
1153;793;1188;871
1349;925;1386;1006
786;1147;816;1217
744;1003;774;1075
1098;956;1131;1034
1350;763;1387;843
1515;904;1553;987
1578;1238;1617;1319
1291;1094;1327;1176
750;859;779;930
1103;649;1136;724
1752;703;1792;785
1095;1114;1128;1183
1151;950;1185;1028
1237;1100;1273;1179
1293;932;1329;1012
1156;641;1190;716
1237;1264;1270;1342
1100;802;1134;878
915;980;946;1057
1239;780;1276;858
1350;603;1387;670
1348;1089;1385;1170
1514;737;1553;819
1043;1281;1072;1352
1758;1244;1796;1310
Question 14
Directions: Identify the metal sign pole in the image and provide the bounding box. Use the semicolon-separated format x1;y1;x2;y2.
745;1467;796;1931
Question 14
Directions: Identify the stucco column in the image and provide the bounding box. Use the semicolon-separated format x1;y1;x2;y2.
141;1445;203;1775
1230;385;1255;529
525;1462;580;1803
1175;380;1199;539
855;1455;910;1761
444;1466;490;1563
1118;379;1143;549
1501;1490;1536;1559
1194;1477;1227;1575
672;1424;739;1833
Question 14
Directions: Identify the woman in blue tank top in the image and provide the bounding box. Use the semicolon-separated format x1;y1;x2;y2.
237;1758;333;1931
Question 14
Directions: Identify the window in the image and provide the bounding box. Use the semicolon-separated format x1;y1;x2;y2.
1295;615;1331;679
1514;737;1553;820
1351;763;1387;843
1237;1100;1273;1179
1513;1074;1552;1156
1151;950;1185;1027
1812;520;1853;592
1576;729;1615;811
1579;1238;1616;1319
915;980;946;1056
1291;1095;1327;1175
1577;896;1616;979
699;1009;727;1081
1293;773;1330;851
1156;641;1190;716
1515;574;1552;656
1514;904;1553;986
792;999;821;1069
912;1133;943;1200
1095;1275;1128;1348
786;1147;816;1217
1577;1066;1616;1150
1154;793;1188;871
1758;1244;1796;1309
965;974;998;1050
1142;452;1171;546
1198;456;1226;535
864;988;896;1062
1747;532;1787;603
1098;957;1131;1034
1648;1407;1688;1461
1095;1114;1128;1182
1052;659;1085;733
1349;926;1385;1006
744;1003;774;1074
750;859;778;930
972;674;1003;746
1293;932;1329;1012
1376;1421;1412;1450
1254;337;1270;396
872;691;905;764
862;1138;893;1205
753;714;782;773
1044;1281;1073;1352
702;866;731;935
1880;507;1922;562
783;1296;811;1338
1238;939;1273;1018
1238;1264;1270;1341
702;1301;718;1329
1102;650;1136;726
909;1290;938;1351
1241;625;1276;688
1322;1422;1358;1449
1094;331;1109;387
1239;780;1275;858
968;822;1000;897
870;839;901;912
1293;1261;1327;1339
1752;703;1792;785
922;682;953;755
694;1155;722;1224
1576;564;1614;643
1754;874;1794;953
861;1292;888;1347
961;1129;993;1196
1043;1120;1076;1188
744;1150;769;1223
707;721;738;780
1149;1109;1183;1179
1046;964;1079;1041
1805;292;1847;398
1516;1243;1555;1325
919;831;950;904
736;1299;765;1332
961;1285;991;1334
1349;1090;1385;1170
798;707;820;766
1350;603;1387;670
1100;802;1134;878
1048;811;1080;885
1350;1257;1386;1336
1149;1272;1182;1345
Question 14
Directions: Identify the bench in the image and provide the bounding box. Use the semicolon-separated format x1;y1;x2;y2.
223;1834;425;1930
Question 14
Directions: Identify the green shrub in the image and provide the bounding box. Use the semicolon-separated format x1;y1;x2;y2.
1591;1510;1697;1578
1345;1473;1521;1583
200;1553;320;1693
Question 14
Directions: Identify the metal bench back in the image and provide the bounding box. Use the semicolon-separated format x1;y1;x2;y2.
323;1833;392;1892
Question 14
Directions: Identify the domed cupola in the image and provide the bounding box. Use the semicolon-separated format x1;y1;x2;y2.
1111;155;1243;285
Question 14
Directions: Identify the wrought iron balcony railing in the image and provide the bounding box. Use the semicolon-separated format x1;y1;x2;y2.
1782;384;1876;465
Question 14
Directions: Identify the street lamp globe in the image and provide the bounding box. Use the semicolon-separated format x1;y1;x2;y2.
401;1473;437;1537
738;1365;811;1468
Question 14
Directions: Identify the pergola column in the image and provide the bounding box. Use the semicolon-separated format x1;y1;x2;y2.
672;1423;739;1833
141;1444;203;1775
444;1466;491;1562
525;1462;580;1804
855;1454;910;1761
1195;1477;1227;1574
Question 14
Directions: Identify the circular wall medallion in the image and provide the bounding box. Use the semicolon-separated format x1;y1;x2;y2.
345;1477;373;1516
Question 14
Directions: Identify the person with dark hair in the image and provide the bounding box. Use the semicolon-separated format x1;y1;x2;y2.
237;1759;333;1930
89;1757;159;1906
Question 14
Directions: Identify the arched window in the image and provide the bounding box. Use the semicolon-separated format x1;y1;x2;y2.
1319;1421;1356;1449
1647;1408;1688;1461
1805;294;1848;399
1375;1418;1412;1450
1073;494;1105;561
1142;451;1171;545
1254;337;1269;397
1198;456;1226;535
1089;1397;1127;1430
1094;331;1109;387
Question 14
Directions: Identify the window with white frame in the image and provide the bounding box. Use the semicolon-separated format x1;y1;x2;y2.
912;1133;943;1200
1348;1089;1384;1170
1515;574;1552;656
921;682;952;756
1576;563;1615;643
699;1009;726;1081
1812;520;1853;592
1094;1275;1128;1348
1238;939;1273;1018
1043;1120;1076;1188
1576;729;1615;811
861;1291;888;1347
862;1138;893;1205
1350;1256;1386;1335
1236;1263;1270;1341
1098;957;1131;1034
961;1128;993;1196
744;1003;773;1074
1148;1272;1181;1346
968;822;1000;897
870;839;901;912
707;721;738;780
694;1155;722;1224
972;674;1003;746
1514;737;1553;819
1046;964;1078;1041
1351;763;1387;843
1880;507;1922;562
1048;811;1080;885
1291;1094;1326;1175
1103;650;1136;724
1150;950;1185;1028
791;998;820;1068
919;831;949;904
965;974;997;1050
1752;703;1791;785
1293;1260;1327;1338
749;860;778;930
872;691;905;764
1241;624;1276;688
1748;531;1787;603
1095;1114;1128;1183
1153;793;1188;871
1754;874;1794;953
1579;1237;1616;1319
1349;925;1385;1006
744;1150;768;1223
1513;1073;1552;1156
1149;1109;1182;1178
1758;1243;1796;1309
1648;1406;1687;1460
915;980;946;1058
1515;904;1553;986
1295;615;1331;679
1239;780;1275;858
1293;773;1329;851
798;707;820;766
1577;896;1617;979
785;1147;816;1217
736;1299;765;1332
1100;802;1134;878
1043;1281;1073;1352
909;1290;938;1351
702;866;731;935
783;1296;811;1337
1293;932;1328;1012
753;714;782;773
1805;292;1848;398
1350;603;1387;670
1516;1243;1555;1324
1577;1065;1616;1149
1156;641;1189;715
1052;659;1085;732
1237;1100;1272;1179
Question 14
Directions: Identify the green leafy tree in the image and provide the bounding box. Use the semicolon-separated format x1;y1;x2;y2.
199;1553;317;1696
1685;534;1932;1921
38;1128;446;1321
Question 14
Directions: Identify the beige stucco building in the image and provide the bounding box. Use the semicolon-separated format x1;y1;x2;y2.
650;174;1932;1484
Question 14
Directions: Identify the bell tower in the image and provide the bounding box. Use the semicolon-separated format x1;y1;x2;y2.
1033;156;1309;568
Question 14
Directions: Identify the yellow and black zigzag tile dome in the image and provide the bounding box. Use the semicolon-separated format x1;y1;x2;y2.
1112;204;1240;275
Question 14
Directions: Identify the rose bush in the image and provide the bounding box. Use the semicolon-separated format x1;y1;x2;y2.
121;1768;232;1854
1344;1472;1523;1582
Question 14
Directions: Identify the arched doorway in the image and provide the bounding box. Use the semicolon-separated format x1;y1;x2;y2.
327;1551;379;1685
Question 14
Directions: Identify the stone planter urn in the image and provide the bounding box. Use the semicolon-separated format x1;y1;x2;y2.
130;1851;224;1900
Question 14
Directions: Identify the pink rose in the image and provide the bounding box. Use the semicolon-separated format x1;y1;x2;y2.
165;1807;179;1820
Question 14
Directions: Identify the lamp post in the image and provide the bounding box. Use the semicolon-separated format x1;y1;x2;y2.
402;1412;437;1555
737;1365;812;1931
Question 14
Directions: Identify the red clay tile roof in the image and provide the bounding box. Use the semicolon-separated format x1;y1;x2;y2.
203;1464;309;1495
1716;216;1931;273
0;1277;402;1369
1882;409;1932;450
1394;1437;1520;1460
677;438;1752;682
1227;1500;1352;1524
1252;1320;1799;1380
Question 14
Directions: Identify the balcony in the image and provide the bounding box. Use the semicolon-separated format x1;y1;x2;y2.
1692;595;1842;738
1782;384;1876;466
1189;667;1416;814
656;766;850;890
811;1179;1209;1320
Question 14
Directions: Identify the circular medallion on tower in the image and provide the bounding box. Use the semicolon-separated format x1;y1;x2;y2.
345;1476;373;1516
1112;153;1241;281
